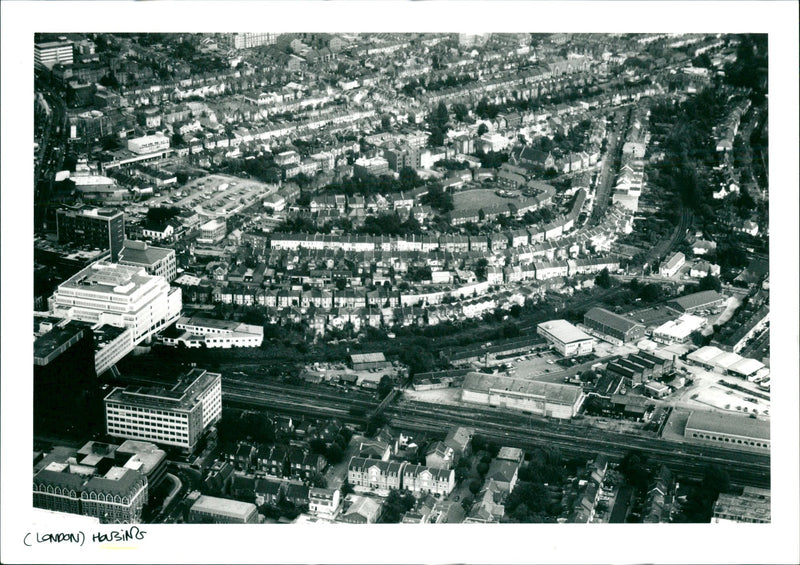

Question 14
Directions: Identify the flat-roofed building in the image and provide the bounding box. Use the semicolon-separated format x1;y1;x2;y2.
56;206;125;262
118;240;177;282
104;368;222;452
537;319;594;357
48;260;182;345
462;372;585;419
35;40;74;70
684;410;770;452
583;307;645;344
189;495;259;524
161;316;263;349
651;314;706;345
198;218;227;244
127;133;170;155
712;487;770;524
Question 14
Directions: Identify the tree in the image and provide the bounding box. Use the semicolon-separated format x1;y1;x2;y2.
697;274;722;292
325;443;345;465
594;267;612;289
468;479;483;495
171;132;185;147
381;115;392;132
399;167;422;191
477;123;489;137
428;125;445;147
474;258;489;281
377;374;393;400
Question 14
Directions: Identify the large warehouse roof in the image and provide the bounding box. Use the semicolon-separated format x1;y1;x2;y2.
686;410;770;441
537;319;593;344
463;372;583;406
667;290;725;312
584;307;644;333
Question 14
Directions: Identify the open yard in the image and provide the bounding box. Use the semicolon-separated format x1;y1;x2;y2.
452;188;520;212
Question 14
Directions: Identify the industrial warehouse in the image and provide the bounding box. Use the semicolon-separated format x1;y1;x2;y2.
461;372;585;419
684;410;770;452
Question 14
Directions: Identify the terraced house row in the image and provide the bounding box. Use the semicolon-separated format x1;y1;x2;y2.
347;457;455;497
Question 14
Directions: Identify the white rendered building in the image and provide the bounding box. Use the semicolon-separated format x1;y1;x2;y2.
48;260;182;344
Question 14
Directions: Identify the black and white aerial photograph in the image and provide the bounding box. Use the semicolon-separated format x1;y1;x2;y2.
2;2;798;564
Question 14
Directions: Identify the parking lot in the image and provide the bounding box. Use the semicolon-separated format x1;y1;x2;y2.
671;358;770;416
143;173;275;219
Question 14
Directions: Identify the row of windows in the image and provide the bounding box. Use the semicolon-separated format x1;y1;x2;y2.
108;406;189;419
109;423;188;437
690;432;768;448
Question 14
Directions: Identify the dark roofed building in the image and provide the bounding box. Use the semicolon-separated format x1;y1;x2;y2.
583;307;646;344
666;290;726;313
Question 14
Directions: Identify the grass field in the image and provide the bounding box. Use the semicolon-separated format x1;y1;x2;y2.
452;189;515;211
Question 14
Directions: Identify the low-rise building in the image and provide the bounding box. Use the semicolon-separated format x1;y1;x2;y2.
161;316;264;349
537;319;594;357
660;252;685;278
583;307;645;345
462;373;585;419
188;494;259;523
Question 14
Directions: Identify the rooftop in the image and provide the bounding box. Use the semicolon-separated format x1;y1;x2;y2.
119;240;175;267
667;290;726;312
686;410;770;441
33;320;92;365
105;368;220;412
58;261;154;297
190;495;257;519
537;319;594;344
585;307;645;334
463;373;583;406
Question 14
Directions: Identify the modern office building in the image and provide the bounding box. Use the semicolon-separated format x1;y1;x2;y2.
56;206;125;262
118;240;177;282
33;317;99;435
104;368;222;452
48;260;182;344
188;495;259;523
583;307;645;344
35;39;74;70
537;319;595;357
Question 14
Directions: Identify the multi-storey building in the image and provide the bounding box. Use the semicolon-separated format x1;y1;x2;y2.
48;260;182;344
347;457;455;497
104;368;222;452
33;458;148;524
231;32;278;50
118;240;177;282
35;40;74;70
56;206;125;262
198;218;226;244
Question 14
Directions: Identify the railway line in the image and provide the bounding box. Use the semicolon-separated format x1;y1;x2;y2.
109;369;769;489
